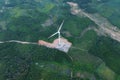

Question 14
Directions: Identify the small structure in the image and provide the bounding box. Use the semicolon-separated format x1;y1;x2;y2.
38;38;72;53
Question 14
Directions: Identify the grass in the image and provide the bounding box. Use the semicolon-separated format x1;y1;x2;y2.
63;16;94;37
96;63;116;80
73;30;97;50
69;50;102;73
41;3;55;13
10;7;27;18
36;0;55;14
89;36;120;74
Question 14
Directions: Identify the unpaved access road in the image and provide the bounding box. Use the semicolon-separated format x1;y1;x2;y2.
67;2;120;42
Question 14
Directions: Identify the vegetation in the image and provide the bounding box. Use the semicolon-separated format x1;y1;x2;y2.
89;36;120;75
0;0;120;80
96;63;116;80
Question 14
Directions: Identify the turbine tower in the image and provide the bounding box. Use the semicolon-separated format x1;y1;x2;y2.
48;20;64;45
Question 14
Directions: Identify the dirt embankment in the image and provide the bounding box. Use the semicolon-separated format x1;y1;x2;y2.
67;2;120;43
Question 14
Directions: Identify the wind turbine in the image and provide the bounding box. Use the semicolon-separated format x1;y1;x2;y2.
48;20;64;45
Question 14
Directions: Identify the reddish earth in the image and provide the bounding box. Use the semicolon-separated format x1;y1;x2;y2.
38;38;72;53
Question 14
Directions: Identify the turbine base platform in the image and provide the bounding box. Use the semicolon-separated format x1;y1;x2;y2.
38;38;72;53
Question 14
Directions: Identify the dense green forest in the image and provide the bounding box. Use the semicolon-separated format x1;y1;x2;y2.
0;0;120;80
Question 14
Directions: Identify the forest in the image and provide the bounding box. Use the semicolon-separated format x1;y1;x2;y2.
0;0;120;80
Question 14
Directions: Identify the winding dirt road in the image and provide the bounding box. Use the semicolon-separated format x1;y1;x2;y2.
67;2;120;42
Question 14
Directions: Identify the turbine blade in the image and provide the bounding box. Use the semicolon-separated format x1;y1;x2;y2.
58;20;64;31
48;32;58;38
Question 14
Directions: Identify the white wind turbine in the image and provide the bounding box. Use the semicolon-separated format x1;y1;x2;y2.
48;20;64;45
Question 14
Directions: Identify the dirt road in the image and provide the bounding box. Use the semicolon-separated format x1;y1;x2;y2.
67;2;120;42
